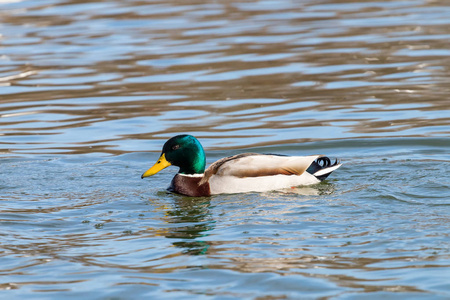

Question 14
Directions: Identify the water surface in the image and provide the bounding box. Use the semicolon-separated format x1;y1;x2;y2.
1;0;449;299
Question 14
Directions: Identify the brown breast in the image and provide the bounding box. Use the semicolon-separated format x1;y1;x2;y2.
168;174;211;197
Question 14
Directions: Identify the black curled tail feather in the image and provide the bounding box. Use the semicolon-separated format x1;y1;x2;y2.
306;157;341;181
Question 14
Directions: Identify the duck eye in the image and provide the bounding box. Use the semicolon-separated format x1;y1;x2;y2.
172;144;180;150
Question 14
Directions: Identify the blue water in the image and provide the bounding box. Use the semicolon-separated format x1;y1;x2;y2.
1;0;449;299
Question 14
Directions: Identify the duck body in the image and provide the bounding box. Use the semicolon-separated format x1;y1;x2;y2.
142;135;341;197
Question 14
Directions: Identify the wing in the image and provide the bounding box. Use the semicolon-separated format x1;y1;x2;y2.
199;153;322;185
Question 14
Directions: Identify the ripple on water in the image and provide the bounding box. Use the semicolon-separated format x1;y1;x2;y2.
1;143;450;298
1;0;450;298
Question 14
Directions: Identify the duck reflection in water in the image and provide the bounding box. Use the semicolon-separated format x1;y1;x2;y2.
161;194;214;255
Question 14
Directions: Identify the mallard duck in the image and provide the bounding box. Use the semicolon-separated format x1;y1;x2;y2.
141;135;341;197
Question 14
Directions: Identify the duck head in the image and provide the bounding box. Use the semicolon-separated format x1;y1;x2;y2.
141;135;206;178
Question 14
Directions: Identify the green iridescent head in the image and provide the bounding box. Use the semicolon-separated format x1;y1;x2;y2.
141;135;206;178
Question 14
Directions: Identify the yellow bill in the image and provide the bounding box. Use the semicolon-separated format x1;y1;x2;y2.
141;153;171;178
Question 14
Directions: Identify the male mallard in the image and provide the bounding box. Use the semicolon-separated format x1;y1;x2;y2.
141;135;341;197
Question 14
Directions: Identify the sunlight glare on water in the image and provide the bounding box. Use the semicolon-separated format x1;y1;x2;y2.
0;0;449;299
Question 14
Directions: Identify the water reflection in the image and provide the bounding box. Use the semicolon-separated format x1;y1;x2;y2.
161;196;214;255
1;0;449;154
